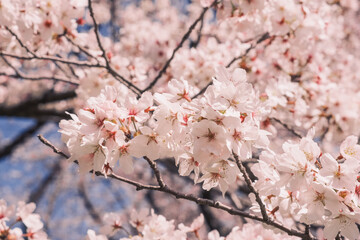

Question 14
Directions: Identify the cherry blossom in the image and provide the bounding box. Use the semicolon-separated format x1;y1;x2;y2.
2;0;360;239
0;199;47;240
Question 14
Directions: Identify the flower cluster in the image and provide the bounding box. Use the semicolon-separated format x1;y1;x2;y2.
0;199;48;240
60;63;360;239
86;209;298;240
251;130;360;239
192;0;360;147
2;0;360;239
1;0;360;149
60;66;270;194
1;0;86;48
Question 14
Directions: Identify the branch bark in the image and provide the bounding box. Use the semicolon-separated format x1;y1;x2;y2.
37;135;315;239
233;153;269;222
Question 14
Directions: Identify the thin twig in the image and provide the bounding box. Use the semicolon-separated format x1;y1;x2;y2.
37;135;69;159
192;32;270;99
1;55;21;76
0;72;79;85
270;118;302;139
6;26;36;57
318;115;332;142
226;32;270;68
87;0;141;96
233;153;269;222
191;16;205;48
6;3;140;95
0;52;104;68
87;0;109;66
65;35;100;63
191;81;213;99
142;0;218;92
0;53;78;85
52;60;73;79
143;156;166;188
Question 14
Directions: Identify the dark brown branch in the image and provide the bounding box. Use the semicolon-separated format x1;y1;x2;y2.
226;32;270;68
145;191;161;213
37;135;69;159
87;0;141;96
0;91;76;120
192;32;270;99
191;81;213;99
142;1;218;92
28;160;61;203
109;0;119;41
6;26;36;57
0;52;104;68
0;72;79;85
0;90;76;113
0;121;46;161
270;118;302;139
143;156;166;188
200;190;228;235
78;180;102;224
3;109;72;120
190;16;205;48
233;153;269;222
65;35;100;63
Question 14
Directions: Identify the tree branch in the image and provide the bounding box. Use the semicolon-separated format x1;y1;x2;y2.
226;32;270;68
5;26;36;57
87;0;141;97
0;91;76;120
0;90;76;113
192;32;270;99
0;72;79;85
37;135;315;239
270;117;302;139
28;160;61;203
190;16;205;48
65;35;100;63
78;180;102;224
200;190;228;235
0;52;104;68
142;0;218;92
143;156;166;188
0;121;46;161
37;135;69;159
233;153;269;222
